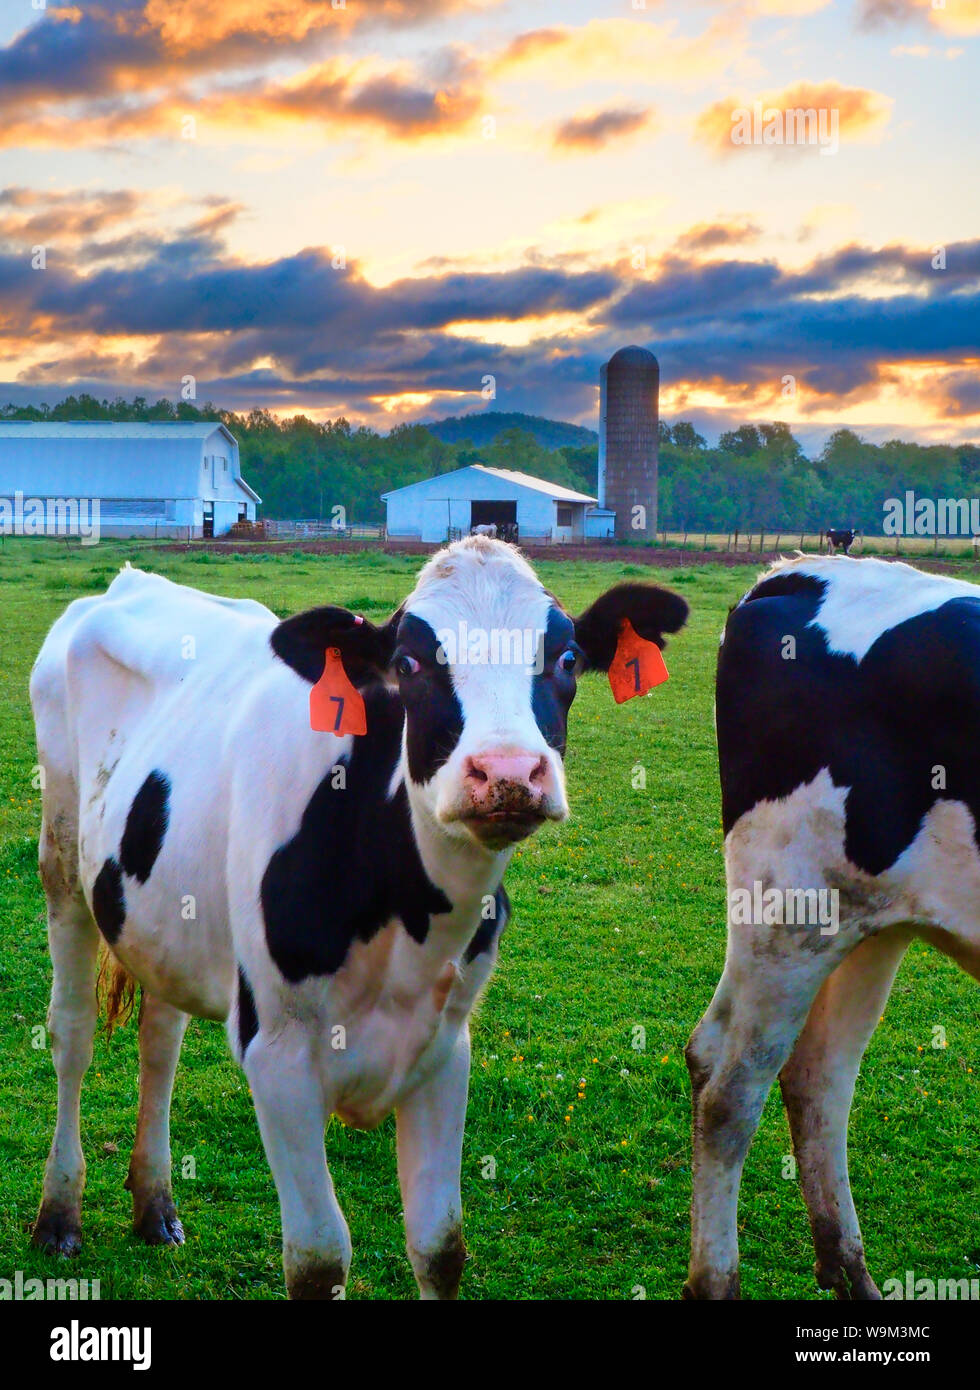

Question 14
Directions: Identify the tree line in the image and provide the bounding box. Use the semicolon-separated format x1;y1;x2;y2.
3;395;978;534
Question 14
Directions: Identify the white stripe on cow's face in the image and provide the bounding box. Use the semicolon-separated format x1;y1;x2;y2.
399;538;570;850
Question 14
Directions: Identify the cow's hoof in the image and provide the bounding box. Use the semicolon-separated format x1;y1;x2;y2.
681;1271;741;1300
286;1261;347;1300
134;1194;184;1247
816;1260;881;1301
32;1204;83;1257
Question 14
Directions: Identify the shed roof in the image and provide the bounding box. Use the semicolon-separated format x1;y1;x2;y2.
382;463;596;505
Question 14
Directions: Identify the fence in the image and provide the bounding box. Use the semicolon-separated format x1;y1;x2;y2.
262;520;386;540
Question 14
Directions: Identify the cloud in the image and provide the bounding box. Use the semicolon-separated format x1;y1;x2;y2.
3;187;978;434
0;188;142;242
0;0;494;107
552;106;652;151
491;16;746;88
695;81;893;155
858;0;980;36
0;50;486;148
680;219;762;251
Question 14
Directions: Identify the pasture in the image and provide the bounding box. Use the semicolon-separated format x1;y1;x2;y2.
0;539;977;1300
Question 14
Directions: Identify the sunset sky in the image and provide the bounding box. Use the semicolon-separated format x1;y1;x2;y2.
1;0;977;449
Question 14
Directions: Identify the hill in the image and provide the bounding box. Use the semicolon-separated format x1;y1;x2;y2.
424;410;597;451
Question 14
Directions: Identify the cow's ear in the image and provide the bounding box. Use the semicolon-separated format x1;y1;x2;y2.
573;582;689;672
271;606;399;685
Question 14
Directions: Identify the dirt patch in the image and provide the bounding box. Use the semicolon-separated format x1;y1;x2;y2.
149;537;977;574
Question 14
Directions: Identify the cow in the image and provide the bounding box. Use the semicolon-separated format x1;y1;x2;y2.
30;535;687;1299
470;523;497;539
685;554;980;1300
825;528;857;555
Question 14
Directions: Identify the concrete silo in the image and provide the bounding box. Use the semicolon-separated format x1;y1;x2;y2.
598;345;659;542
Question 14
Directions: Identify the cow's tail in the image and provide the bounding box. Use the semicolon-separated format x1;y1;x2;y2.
96;945;139;1037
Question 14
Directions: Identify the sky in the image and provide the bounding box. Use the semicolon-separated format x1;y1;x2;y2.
0;0;977;450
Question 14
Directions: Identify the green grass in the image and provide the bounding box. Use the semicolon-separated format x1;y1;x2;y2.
0;538;977;1300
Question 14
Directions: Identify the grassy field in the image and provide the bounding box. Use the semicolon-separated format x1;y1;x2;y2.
0;538;977;1301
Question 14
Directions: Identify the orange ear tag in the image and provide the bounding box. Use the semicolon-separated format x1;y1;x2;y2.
310;648;367;735
607;618;669;704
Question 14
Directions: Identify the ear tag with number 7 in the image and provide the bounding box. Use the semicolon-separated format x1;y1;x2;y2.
608;618;669;704
310;648;367;735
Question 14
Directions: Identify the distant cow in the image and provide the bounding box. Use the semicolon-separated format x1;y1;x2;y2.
685;555;980;1299
825;528;857;554
31;536;687;1299
470;523;497;538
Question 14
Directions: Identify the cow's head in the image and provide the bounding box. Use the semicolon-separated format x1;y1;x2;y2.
272;537;687;853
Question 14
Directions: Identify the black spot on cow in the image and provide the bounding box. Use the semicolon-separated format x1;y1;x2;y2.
261;685;453;983
395;613;464;784
719;573;980;874
120;771;171;884
93;857;126;944
531;607;578;755
237;966;259;1055
464;886;510;964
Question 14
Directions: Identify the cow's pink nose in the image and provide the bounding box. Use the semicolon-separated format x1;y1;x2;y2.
464;752;548;804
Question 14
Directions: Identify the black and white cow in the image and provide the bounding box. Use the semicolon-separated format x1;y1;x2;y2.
30;536;687;1299
825;528;857;554
686;554;980;1300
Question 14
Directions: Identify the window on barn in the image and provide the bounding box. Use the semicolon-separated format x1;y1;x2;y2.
556;504;574;527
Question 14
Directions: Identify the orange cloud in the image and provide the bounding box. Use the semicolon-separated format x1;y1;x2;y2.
491;16;745;88
0;51;485;149
695;82;892;155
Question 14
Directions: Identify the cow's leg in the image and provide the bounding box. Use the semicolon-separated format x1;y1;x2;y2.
396;1030;470;1300
780;929;910;1300
126;993;189;1245
245;1031;351;1299
684;930;853;1299
33;884;100;1255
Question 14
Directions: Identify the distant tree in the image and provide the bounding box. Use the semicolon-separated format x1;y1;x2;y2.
720;425;762;457
670;421;707;450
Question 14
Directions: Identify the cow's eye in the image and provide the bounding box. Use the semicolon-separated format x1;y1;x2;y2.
557;649;578;674
395;653;420;678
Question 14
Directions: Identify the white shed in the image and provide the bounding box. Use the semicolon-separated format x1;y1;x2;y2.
382;465;598;544
0;421;260;539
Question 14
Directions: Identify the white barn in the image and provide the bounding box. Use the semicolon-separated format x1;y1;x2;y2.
0;421;260;539
382;464;607;544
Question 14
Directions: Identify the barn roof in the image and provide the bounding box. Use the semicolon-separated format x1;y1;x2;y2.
0;421;236;444
382;463;596;505
470;465;596;504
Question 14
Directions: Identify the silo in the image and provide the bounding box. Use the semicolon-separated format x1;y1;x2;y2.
598;345;659;542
